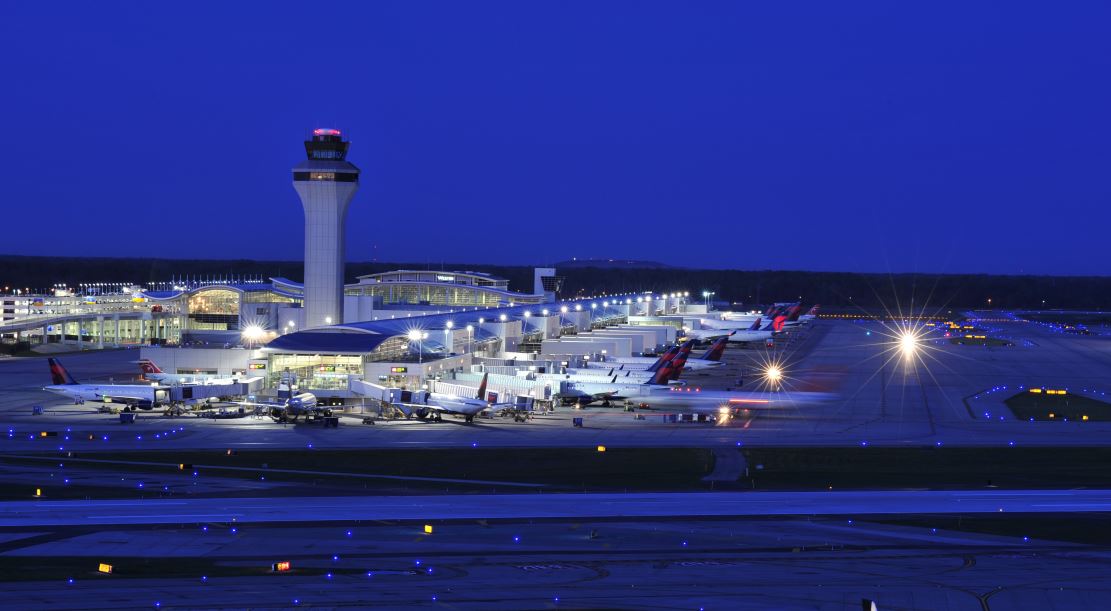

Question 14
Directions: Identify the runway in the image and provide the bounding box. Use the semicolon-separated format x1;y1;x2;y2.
4;488;1111;526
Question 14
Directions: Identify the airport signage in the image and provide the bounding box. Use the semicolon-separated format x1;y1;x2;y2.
390;367;408;373
249;363;266;370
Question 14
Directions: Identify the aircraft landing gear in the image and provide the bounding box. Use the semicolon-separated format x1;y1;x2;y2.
464;414;475;424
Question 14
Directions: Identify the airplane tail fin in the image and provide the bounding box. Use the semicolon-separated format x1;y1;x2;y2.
786;305;804;321
476;372;489;402
137;359;162;374
646;345;681;373
646;357;676;385
773;315;788;332
666;352;690;381
807;305;819;316
748;317;762;331
677;340;694;358
48;358;78;385
699;336;730;362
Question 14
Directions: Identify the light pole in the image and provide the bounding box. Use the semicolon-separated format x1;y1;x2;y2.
465;324;474;353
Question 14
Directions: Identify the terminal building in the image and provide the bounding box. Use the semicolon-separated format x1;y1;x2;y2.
0;128;693;408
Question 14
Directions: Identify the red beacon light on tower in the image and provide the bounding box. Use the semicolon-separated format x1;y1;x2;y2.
312;128;341;137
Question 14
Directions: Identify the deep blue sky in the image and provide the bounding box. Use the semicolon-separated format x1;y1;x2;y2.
3;2;1110;274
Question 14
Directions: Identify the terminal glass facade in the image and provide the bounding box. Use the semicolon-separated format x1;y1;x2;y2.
187;289;240;331
267;354;363;390
243;291;298;304
350;284;530;306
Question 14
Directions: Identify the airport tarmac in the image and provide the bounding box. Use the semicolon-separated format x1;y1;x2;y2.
0;514;1105;610
3;489;1111;526
3;318;1111;451
4;318;1111;609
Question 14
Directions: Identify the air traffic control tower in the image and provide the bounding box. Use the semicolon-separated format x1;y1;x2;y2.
293;129;359;329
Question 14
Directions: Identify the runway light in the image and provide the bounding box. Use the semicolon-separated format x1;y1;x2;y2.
899;331;919;358
34;488;41;497
596;445;606;452
424;524;434;534
765;366;782;384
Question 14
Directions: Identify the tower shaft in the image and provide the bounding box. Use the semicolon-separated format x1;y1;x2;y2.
292;129;359;328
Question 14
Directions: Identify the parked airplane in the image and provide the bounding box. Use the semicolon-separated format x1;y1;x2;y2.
402;373;509;423
137;359;242;385
586;342;688;369
44;358;164;410
581;336;728;373
799;305;820;322
557;354;689;405
575;360;831;418
685;318;778;342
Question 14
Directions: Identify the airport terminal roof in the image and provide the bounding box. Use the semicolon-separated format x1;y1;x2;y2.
262;296;644;355
140;278;304;301
263;331;393;354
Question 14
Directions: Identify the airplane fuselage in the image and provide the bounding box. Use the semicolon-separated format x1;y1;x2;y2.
44;384;158;408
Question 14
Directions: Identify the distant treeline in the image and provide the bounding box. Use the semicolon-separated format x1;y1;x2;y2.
0;255;1108;311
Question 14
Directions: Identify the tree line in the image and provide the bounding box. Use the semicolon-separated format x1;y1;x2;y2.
0;255;1106;310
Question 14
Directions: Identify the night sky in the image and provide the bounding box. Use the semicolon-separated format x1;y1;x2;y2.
3;2;1109;274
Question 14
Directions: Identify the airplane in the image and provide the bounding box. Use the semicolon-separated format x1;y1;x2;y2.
799;304;819;322
780;304;815;328
579;336;728;373
586;341;689;369
684;318;779;342
43;358;164;411
557;353;690;406
137;359;241;385
574;359;832;419
245;391;324;423
558;343;700;384
402;373;509;423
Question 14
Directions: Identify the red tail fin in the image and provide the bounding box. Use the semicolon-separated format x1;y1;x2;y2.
773;315;788;332
476;372;489;402
648;358;675;384
48;358;78;385
666;352;690;381
646;344;681;373
701;337;729;362
138;359;162;374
